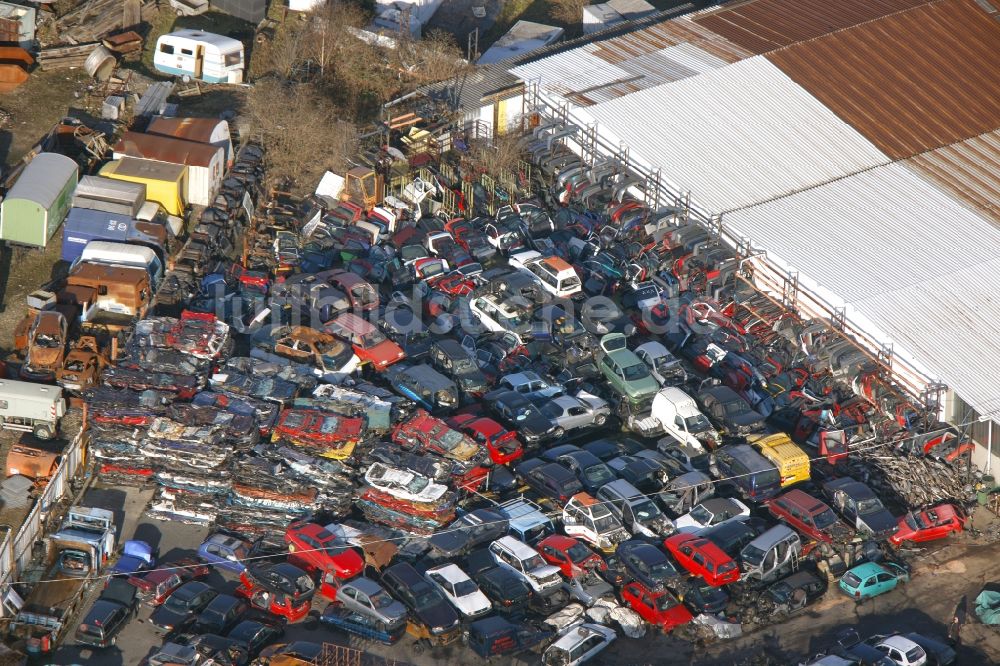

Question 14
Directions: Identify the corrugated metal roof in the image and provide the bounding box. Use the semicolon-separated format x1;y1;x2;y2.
694;0;936;54
724;163;1000;419
418;64;523;112
146;117;228;145
114;131;220;168
903;130;1000;229
766;0;1000;159
584;57;891;213
6;152;78;208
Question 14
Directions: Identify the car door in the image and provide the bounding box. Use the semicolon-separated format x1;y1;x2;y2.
565;404;590;429
875;571;896;595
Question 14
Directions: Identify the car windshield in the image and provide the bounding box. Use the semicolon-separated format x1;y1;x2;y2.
650;560;676;578
561;276;581;289
359;330;387;347
633;500;662;521
622;363;651;382
904;514;920;530
164;590;197;612
757;468;781;488
422;262;445;278
583;464;614;486
723;400;751;416
905;646;926;661
405;476;430;493
370;589;395;609
857;497;884;514
499;311;524;328
413;585;444;608
438;429;465;451
814;508;839;529
453;579;478;596
566;542;593;563
319;417;343;433
655;594;679;611
655;355;677;371
742;544;766;566
684;414;713;433
540;403;564;419
523;555;545;571
688;504;712;525
454;358;477;373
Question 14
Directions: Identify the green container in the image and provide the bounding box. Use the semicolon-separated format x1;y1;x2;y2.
0;153;78;248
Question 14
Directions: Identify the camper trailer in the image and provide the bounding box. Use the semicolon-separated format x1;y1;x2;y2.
153;29;245;84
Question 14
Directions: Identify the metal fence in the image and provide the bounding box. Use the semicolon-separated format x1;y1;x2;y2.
0;431;85;616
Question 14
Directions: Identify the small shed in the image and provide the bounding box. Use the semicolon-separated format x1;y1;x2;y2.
113;131;223;206
0;2;35;49
145;116;233;166
478;21;563;65
0;153;78;248
100;158;187;216
583;0;656;34
72;176;146;217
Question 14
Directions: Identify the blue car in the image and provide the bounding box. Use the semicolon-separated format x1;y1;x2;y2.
319;606;405;645
838;562;909;602
197;533;250;574
109;540;156;578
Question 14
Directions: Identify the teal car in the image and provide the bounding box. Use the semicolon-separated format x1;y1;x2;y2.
598;334;660;403
838;562;909;601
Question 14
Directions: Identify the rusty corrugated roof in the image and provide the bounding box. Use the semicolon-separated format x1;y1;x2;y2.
146;116;227;144
766;0;1000;159
693;0;936;54
904;130;1000;229
114;131;220;168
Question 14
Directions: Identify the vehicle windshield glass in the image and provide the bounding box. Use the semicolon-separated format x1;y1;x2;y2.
438;430;464;451
319;417;342;433
814;509;838;529
422;262;445;278
583;464;614;486
405;476;429;493
413;585;444;608
757;469;781;488
566;542;593;563
622;363;650;382
164;591;195;612
561;276;581;289
370;589;395;609
904;514;919;530
454;358;477;373
360;330;386;347
857;497;884;514
724;400;751;416
684;414;712;433
453;579;478;596
688;504;712;525
499;311;524;328
633;500;662;521
37;334;61;348
905;647;926;661
649;560;676;578
523;555;545;571
655;594;679;611
742;544;766;566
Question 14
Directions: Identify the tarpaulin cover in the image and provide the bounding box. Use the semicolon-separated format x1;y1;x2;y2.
975;588;1000;625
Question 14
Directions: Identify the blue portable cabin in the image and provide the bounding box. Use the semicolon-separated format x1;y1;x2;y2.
60;208;167;263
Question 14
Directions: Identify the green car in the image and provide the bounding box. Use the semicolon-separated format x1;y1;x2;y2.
838;561;909;601
598;334;660;404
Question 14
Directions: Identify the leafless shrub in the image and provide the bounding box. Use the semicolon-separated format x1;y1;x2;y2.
550;0;588;25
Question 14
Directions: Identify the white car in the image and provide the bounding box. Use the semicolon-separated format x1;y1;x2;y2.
542;622;616;666
634;340;687;386
424;563;492;619
363;463;449;503
489;536;563;594
469;295;530;342
873;635;927;666
674;497;751;533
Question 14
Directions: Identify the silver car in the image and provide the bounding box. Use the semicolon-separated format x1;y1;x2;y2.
536;393;611;432
334;577;408;630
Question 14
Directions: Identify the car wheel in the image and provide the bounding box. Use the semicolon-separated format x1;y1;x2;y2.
594;414;607;426
32;424;53;440
552;427;564;439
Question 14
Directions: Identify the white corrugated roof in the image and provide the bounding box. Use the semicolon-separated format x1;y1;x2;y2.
512;48;631;97
725;163;1000;419
584;57;893;213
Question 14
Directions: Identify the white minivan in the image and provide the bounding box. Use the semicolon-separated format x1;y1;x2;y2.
652;386;719;451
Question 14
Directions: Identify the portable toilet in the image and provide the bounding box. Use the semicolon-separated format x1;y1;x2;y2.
0;153;78;247
100;158;187;216
113;131;223;206
153;29;245;84
145;116;233;166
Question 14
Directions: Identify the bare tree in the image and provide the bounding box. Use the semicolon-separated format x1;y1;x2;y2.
466;130;525;177
550;0;588;25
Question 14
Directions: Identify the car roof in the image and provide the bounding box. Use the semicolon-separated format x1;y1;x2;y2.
701;498;741;513
849;562;886;577
428;563;467;581
779;489;830;515
385;562;422;585
331;313;376;334
345;577;382;595
877;635;919;651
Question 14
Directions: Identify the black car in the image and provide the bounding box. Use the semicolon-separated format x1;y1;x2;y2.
379;306;435;361
381;563;460;637
430;339;488;396
822;477;899;540
608;456;667;495
700;519;767;558
428;508;509;558
188;594;248;636
764;570;828;613
556;450;617;494
582;437;644;462
473;566;534;617
485;390;560;444
672;578;730;616
697;385;767;435
151;581;218;636
226;620;285;660
186;634;250;666
75;579;139;648
467;615;553;659
514;459;583;503
616;540;682;590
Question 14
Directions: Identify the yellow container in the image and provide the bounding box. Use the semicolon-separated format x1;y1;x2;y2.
100;157;187;216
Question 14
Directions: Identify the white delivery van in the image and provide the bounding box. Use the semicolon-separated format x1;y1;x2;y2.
651;386;720;451
76;241;164;289
154;29;244;84
0;379;66;439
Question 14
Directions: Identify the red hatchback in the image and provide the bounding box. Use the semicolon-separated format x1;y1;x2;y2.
889;503;965;547
537;535;606;578
767;489;853;544
621;582;693;632
325;313;405;371
447;414;524;465
664;534;739;587
285;522;364;580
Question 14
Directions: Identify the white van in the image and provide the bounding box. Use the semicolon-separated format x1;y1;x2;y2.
154;29;244;84
652;387;720;451
0;379;66;439
509;250;582;299
76;241;164;289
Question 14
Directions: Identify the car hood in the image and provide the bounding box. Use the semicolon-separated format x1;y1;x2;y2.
415;600;460;632
151;606;189;629
860;509;899;536
368;340;406;364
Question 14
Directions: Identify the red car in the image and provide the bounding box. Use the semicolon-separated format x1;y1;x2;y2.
271;409;364;459
128;559;210;607
537;535;606;578
426;272;477;297
391;409;481;464
767;489;853;544
447;414;524;465
621;582;693;631
284;522;364;580
889;503;965;547
325;313;405;371
326;270;379;313
236;562;315;622
664;534;739;587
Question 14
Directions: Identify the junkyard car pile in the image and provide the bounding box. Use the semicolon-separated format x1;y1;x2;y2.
46;130;971;664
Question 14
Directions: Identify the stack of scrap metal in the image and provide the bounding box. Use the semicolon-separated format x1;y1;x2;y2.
356;462;457;534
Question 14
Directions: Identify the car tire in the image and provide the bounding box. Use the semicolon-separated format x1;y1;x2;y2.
32;424;53;440
552;427;564;439
594;414;607;426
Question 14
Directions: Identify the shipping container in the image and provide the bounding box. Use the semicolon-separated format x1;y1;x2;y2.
100;158;187;216
146;116;233;166
113;131;223;206
72;175;146;217
0;153;78;248
61;208;167;263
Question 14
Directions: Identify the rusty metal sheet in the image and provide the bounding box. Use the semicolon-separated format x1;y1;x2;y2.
694;0;936;54
114;131;220;168
766;0;1000;159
